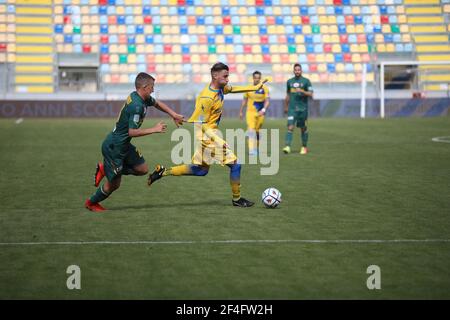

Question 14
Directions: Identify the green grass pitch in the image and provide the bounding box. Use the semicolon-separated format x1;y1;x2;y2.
0;117;449;299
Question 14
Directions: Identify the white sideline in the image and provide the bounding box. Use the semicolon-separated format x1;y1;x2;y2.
431;136;450;143
0;239;450;246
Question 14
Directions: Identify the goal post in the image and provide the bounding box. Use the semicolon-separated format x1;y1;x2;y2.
377;60;450;119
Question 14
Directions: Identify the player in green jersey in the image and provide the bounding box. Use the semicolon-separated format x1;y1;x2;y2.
85;72;184;212
283;63;313;155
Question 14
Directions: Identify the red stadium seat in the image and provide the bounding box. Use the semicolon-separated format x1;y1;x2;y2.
278;35;287;44
99;0;107;5
244;45;252;53
324;43;332;52
357;34;366;44
309;64;318;72
345;16;354;25
362;53;370;62
281;54;289;63
177;0;186;5
200;54;209;63
164;45;172;53
228;54;236;63
194;74;202;83
307;54;316;62
100;35;108;44
223;16;231;25
266;16;275;25
344;53;352;62
333;0;342;5
381;16;389;24
340;34;348;43
182;55;190;63
100;54;109;63
260;35;268;44
63;16;70;24
301;16;310;24
319;73;329;82
146;55;155;63
111;74;120;83
119;35;127;44
147;64;156;73
229;64;237;72
108;16;117;25
263;54;271;63
198;35;207;44
144;16;152;24
256;0;264;6
188;16;196;25
0;43;6;52
82;45;91;53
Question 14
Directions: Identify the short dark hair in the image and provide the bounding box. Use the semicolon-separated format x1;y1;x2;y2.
252;70;262;77
211;62;229;75
294;63;302;69
135;72;155;89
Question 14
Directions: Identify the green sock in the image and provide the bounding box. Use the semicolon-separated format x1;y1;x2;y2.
301;130;309;147
89;184;110;203
285;131;293;146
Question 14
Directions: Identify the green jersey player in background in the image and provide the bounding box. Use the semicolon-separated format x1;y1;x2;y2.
85;72;184;212
283;63;314;155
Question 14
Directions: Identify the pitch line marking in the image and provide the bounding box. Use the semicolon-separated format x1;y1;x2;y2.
431;136;450;143
0;239;450;246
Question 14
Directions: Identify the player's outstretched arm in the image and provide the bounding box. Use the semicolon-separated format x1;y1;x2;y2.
226;78;269;94
239;97;248;120
129;121;167;137
154;100;185;127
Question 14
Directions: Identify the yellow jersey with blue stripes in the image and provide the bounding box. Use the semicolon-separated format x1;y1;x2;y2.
244;84;269;113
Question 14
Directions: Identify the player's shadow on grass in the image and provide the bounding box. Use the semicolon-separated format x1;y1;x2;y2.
111;199;227;210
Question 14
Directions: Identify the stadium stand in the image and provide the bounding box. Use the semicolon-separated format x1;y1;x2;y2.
0;0;449;98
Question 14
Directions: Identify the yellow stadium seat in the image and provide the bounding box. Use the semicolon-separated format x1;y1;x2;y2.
272;55;280;63
325;54;334;63
273;7;282;15
352;6;360;14
329;25;338;34
377;44;386;52
347;74;356;82
375;34;384;43
350;44;359;53
400;24;409;33
292;16;301;24
332;44;341;53
386;44;395;52
396;6;405;14
356;25;364;33
347;25;355;33
327;16;337;24
310;74;319;83
321;26;329;34
110;54;119;64
319;16;328;24
54;6;63;14
116;6;124;15
303;26;312;34
318;7;325;15
291;7;299;15
316;54;325;63
382;25;391;34
297;45;306;53
402;34;411;42
336;63;345;72
331;34;340;43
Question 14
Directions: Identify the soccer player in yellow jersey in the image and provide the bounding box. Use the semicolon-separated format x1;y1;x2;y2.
239;71;270;156
147;62;268;207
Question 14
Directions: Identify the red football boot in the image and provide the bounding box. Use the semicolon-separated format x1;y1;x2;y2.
94;162;105;187
85;199;106;212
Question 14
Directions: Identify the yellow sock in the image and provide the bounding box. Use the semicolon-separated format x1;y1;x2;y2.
231;181;241;201
164;165;191;176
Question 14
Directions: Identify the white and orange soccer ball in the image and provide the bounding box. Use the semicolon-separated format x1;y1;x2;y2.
262;187;282;208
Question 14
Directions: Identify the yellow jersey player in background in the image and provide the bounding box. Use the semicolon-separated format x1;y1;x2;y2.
239;71;270;156
147;62;268;207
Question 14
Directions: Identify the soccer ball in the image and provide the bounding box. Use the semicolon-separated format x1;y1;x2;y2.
262;187;282;208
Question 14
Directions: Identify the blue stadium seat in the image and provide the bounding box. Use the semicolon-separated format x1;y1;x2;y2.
287;35;295;44
393;34;401;43
301;64;309;73
152;16;160;24
178;7;186;15
308;7;317;15
208;36;215;44
215;26;223;34
73;35;81;43
234;45;243;54
256;7;264;15
99;6;107;15
355;16;363;24
300;7;308;16
374;25;382;33
342;44;350;53
154;45;163;54
306;44;314;53
366;34;375;43
343;0;350;5
294;25;302;34
348;34;357;43
154;35;162;43
125;16;134;25
338;25;347;34
179;16;187;24
145;35;153;44
305;35;313;44
222;7;230;15
136;25;144;34
313;34;322;43
64;35;73;43
335;53;343;63
326;6;334;15
335;6;343;15
262;45;270;54
180;25;188;35
345;63;354;72
107;6;115;15
285;16;293;25
268;35;277;44
327;63;336;73
276;16;284;25
230;7;238;16
100;25;108;34
387;6;396;14
197;16;205;25
343;6;352;15
389;15;398;23
395;44;404;52
337;16;345;24
298;54;307;63
310;16;319;24
99;15;107;24
314;44;323;53
117;16;125;25
259;26;267;35
248;7;256;15
404;43;413;52
127;36;135;44
380;6;387;15
137;64;146;73
182;45;190;54
258;16;266;25
100;65;110;74
225;36;233;44
54;25;63;33
384;34;393;43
